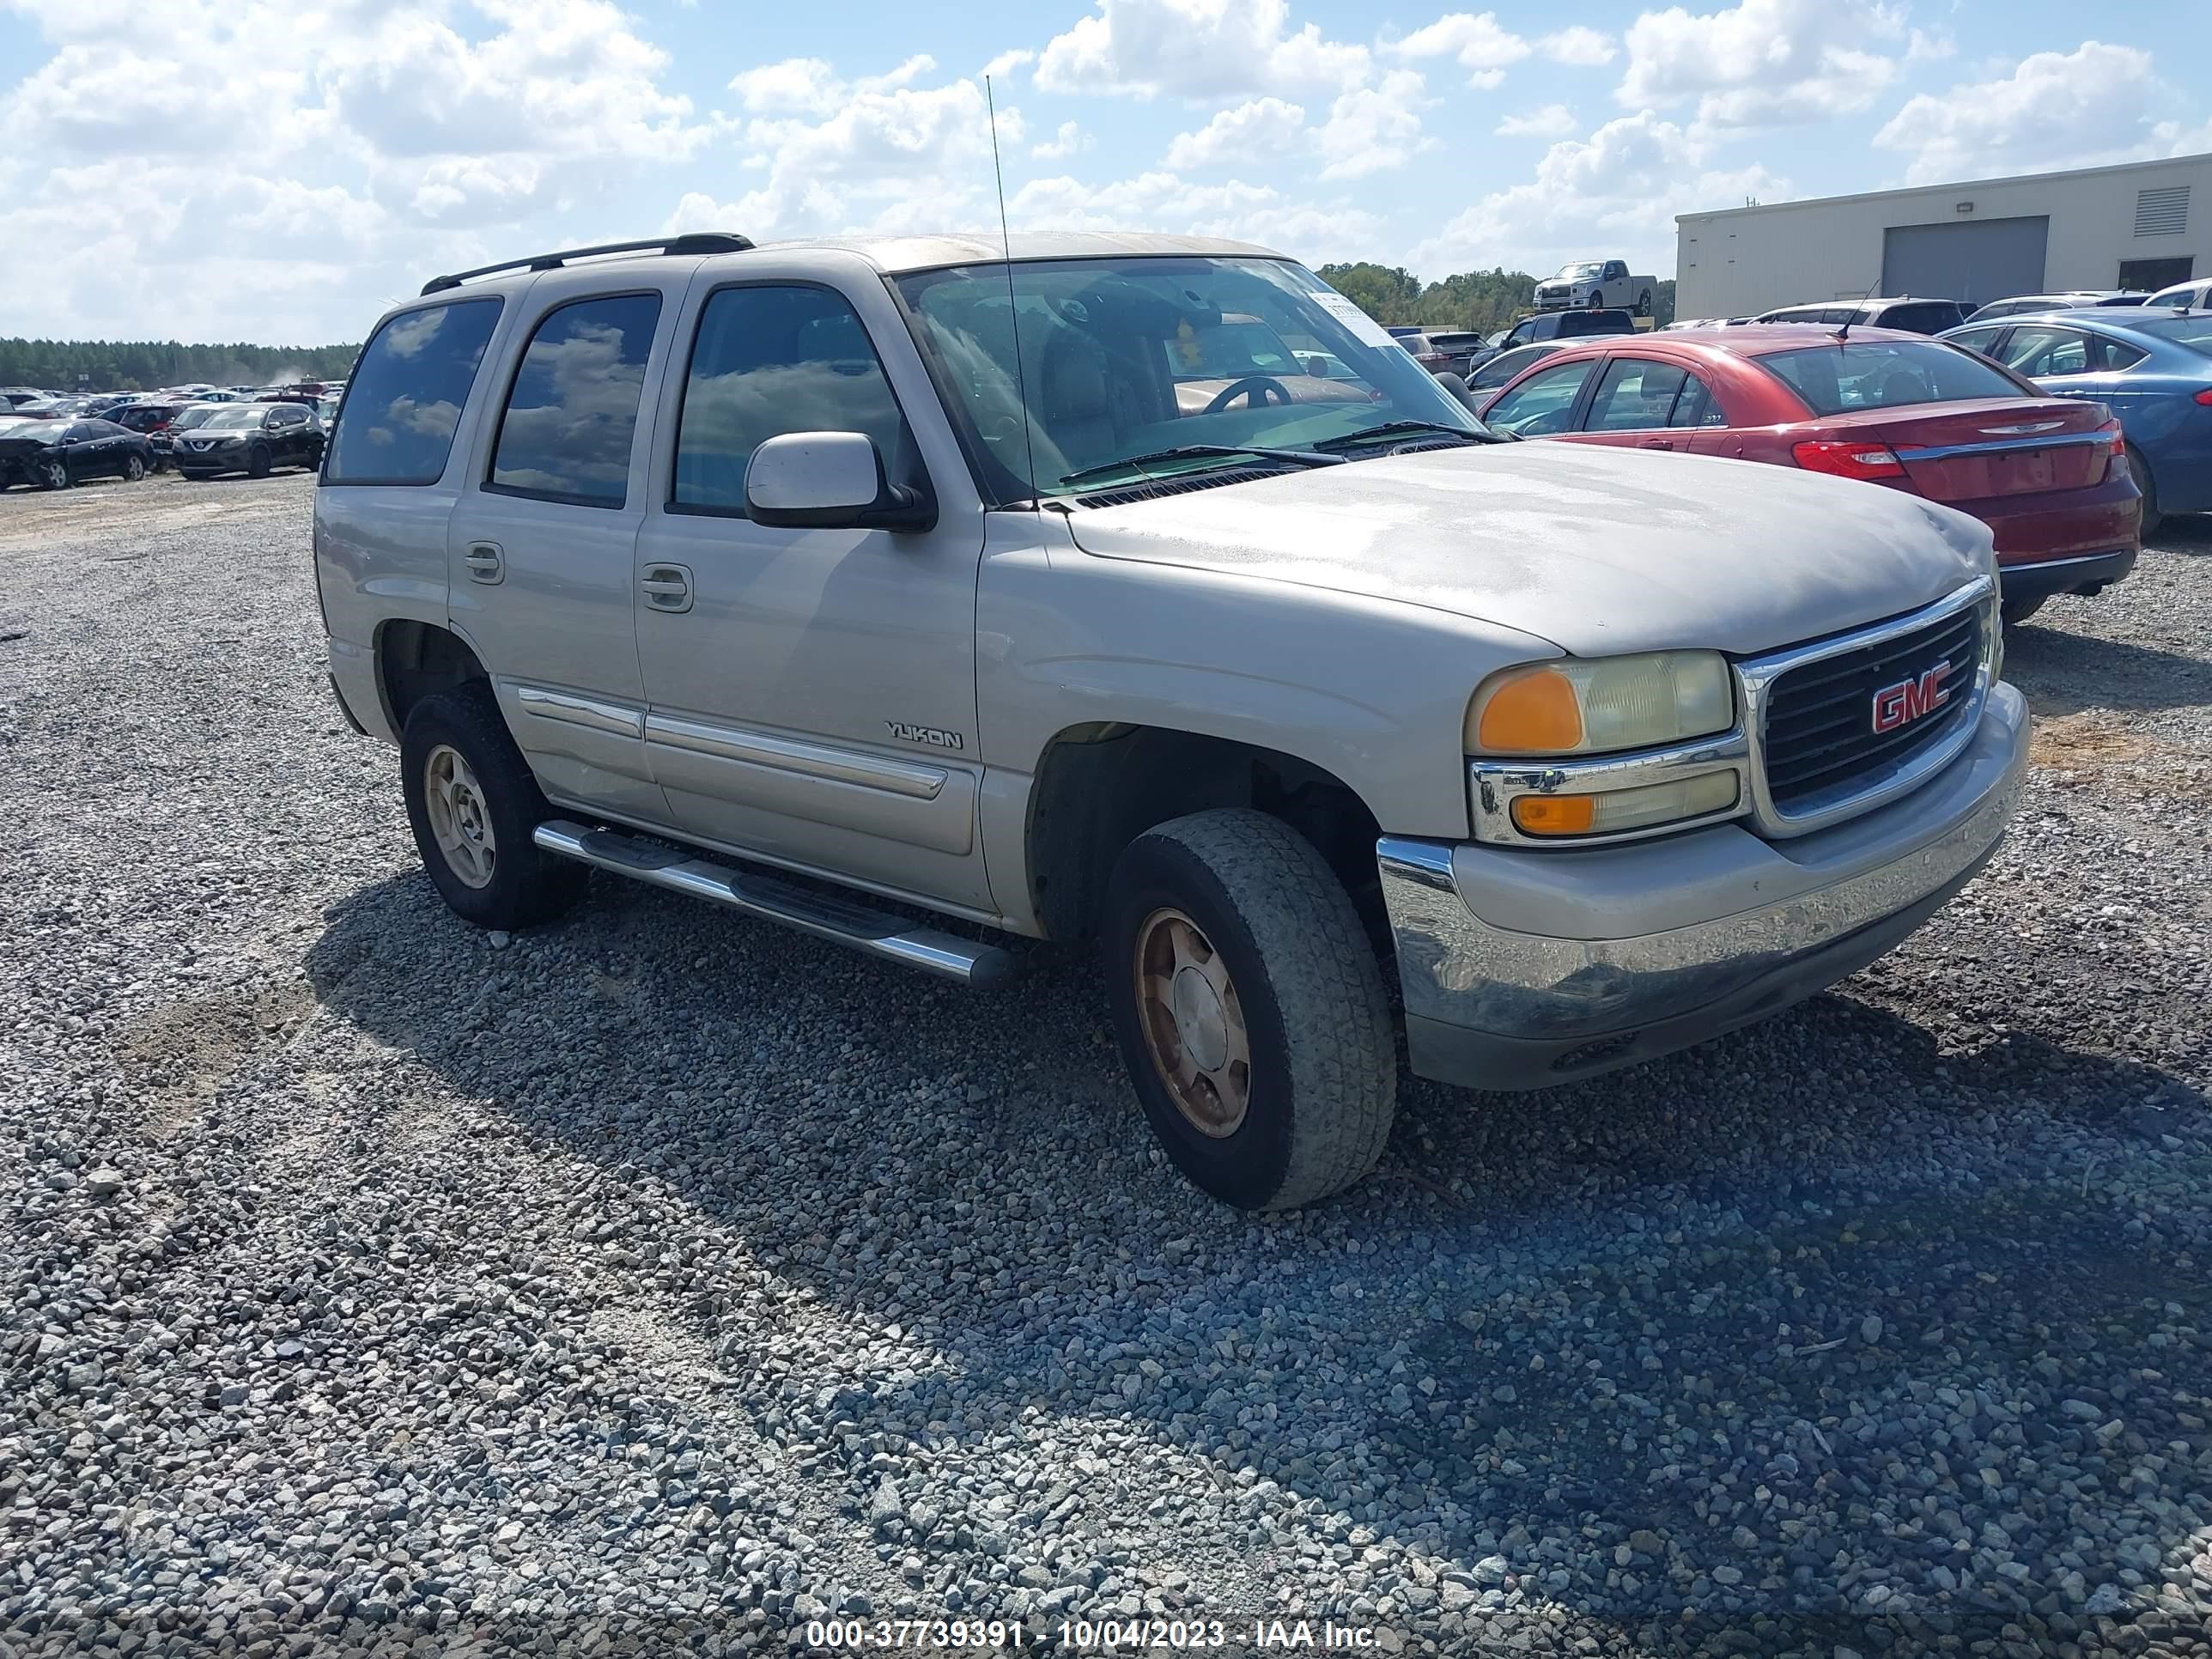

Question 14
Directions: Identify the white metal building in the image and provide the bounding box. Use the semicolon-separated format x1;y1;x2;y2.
1674;152;2211;319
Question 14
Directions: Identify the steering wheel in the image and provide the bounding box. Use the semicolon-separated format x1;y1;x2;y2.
1202;375;1294;414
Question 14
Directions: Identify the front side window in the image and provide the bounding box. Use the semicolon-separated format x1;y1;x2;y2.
1946;325;2007;359
1756;341;2026;415
1483;360;1594;436
672;284;913;514
489;292;661;507
326;298;501;486
892;256;1480;500
1584;358;1690;431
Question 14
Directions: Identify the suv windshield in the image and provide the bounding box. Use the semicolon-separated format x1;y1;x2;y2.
1755;341;2024;415
169;406;222;430
203;408;266;429
891;256;1481;499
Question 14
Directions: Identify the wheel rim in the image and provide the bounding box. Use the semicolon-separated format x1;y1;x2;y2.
1133;907;1251;1138
125;457;144;480
423;743;497;890
41;462;64;488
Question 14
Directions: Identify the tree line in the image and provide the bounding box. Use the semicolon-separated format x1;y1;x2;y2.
0;338;360;392
1317;264;1678;333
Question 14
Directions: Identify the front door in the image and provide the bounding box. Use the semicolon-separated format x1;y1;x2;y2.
630;276;990;912
445;280;678;824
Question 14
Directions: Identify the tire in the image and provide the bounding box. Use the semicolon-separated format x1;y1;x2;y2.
122;454;146;482
35;459;68;491
1101;808;1396;1211
1635;290;1653;317
246;445;272;478
399;682;586;931
1587;293;1605;309
2000;595;2046;627
2126;444;2162;540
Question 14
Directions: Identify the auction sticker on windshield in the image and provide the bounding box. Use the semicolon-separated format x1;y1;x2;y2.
1312;291;1399;351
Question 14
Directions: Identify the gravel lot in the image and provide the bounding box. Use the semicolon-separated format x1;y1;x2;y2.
2;471;2209;1658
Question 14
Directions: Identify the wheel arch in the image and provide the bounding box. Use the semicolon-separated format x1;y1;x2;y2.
376;618;490;738
1023;722;1386;945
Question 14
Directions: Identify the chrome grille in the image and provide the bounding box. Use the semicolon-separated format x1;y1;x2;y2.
1739;578;1995;838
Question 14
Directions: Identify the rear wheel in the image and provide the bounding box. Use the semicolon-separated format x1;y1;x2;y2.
1635;290;1653;317
2000;595;2046;627
121;454;146;482
2126;444;2162;539
1102;809;1395;1211
400;683;586;931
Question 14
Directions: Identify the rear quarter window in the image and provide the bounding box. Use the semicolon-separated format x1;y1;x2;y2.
1756;340;2026;414
325;298;503;486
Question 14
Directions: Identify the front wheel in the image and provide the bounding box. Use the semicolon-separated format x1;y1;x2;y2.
1587;293;1605;308
36;459;68;490
400;683;586;931
246;445;272;478
1102;809;1396;1211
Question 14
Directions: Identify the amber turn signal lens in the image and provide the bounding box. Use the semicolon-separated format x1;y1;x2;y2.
1510;794;1597;835
1475;667;1584;752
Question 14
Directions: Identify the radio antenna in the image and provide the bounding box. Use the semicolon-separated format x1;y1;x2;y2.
986;75;1040;510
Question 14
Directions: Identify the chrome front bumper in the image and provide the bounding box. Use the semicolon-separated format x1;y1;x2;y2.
1378;682;2028;1091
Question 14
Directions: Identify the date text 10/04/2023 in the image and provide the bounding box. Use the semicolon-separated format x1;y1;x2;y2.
805;1618;1389;1650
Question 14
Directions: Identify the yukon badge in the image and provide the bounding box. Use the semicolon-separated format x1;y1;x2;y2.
886;720;965;751
1871;660;1954;735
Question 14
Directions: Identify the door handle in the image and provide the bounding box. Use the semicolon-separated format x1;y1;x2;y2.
463;542;504;585
641;563;693;614
1640;438;1675;449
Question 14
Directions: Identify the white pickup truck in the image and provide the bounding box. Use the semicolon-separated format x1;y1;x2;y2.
315;230;2025;1212
1534;258;1657;314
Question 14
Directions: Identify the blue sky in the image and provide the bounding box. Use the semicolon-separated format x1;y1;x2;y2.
1;0;2205;344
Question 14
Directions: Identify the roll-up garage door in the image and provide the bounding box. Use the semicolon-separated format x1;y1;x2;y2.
1881;217;2050;304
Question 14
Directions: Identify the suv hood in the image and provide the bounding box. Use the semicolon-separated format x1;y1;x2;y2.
1062;442;1990;658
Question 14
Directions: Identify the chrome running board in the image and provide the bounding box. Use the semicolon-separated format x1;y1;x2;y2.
532;819;1014;986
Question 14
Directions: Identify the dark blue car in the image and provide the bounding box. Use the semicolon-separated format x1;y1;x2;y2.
1942;307;2212;535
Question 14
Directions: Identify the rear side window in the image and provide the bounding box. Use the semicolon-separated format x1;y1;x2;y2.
325;298;501;486
1668;373;1728;428
1755;341;2024;415
1585;358;1690;431
488;293;661;507
672;284;914;515
2000;326;2089;377
1946;325;2007;358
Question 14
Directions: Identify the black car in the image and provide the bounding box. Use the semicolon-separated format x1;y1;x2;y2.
0;418;155;489
172;402;325;477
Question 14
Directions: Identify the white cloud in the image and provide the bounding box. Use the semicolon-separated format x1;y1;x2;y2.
1618;0;1903;129
982;49;1036;82
1539;27;1617;67
1164;98;1307;170
1389;12;1529;89
1032;121;1094;161
1873;42;2170;184
1316;72;1434;179
1418;109;1787;277
1035;0;1370;100
1007;169;1383;264
730;55;939;117
1495;104;1578;139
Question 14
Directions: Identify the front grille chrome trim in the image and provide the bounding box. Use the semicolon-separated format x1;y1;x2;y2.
1739;574;1997;839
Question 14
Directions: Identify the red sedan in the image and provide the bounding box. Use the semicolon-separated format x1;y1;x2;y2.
1475;325;2140;623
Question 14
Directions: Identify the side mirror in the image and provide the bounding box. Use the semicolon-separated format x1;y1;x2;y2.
744;431;935;533
1435;371;1482;415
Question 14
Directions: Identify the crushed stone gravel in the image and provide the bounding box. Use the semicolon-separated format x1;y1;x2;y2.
1;473;2208;1657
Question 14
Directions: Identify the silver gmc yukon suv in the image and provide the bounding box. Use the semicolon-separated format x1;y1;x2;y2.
314;230;2028;1211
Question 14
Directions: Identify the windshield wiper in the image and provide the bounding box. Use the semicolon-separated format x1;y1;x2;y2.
1313;420;1509;451
1056;443;1345;489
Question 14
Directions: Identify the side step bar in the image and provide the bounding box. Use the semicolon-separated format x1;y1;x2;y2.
532;820;1015;986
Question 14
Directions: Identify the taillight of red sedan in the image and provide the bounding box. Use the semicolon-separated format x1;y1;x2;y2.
1791;440;1904;480
2196;389;2212;407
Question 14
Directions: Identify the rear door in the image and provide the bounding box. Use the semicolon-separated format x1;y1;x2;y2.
1558;355;1694;450
2000;324;2150;416
444;272;688;825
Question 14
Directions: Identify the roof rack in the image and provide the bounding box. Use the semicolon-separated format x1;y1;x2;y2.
419;233;754;296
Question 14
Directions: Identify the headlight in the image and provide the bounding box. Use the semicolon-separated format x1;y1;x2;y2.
1467;651;1735;756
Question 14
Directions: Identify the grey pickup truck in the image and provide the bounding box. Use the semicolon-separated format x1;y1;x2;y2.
314;230;2027;1211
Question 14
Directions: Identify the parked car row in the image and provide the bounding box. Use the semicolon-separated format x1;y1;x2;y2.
0;393;334;490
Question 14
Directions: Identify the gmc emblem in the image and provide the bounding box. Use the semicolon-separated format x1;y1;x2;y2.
1871;660;1955;734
